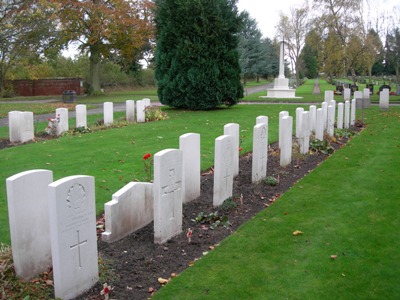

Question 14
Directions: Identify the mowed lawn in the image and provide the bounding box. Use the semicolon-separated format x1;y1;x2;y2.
152;106;400;299
0;104;307;245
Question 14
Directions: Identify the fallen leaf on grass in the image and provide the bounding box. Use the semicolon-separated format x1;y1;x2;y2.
292;230;303;236
158;277;169;284
330;255;338;259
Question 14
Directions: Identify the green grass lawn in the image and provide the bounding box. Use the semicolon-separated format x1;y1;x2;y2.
152;106;400;299
0;104;307;245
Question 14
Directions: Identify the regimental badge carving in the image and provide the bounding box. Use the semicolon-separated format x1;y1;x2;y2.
66;183;86;213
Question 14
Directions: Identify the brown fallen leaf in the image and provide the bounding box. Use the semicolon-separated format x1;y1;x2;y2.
330;255;338;259
158;277;169;284
292;230;303;236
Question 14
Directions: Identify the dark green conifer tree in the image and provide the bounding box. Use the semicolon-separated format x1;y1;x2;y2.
154;0;243;109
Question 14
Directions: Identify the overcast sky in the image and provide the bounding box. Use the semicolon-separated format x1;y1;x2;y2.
237;0;400;40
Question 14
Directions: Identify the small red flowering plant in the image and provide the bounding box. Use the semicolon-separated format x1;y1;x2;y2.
45;113;60;136
143;153;153;182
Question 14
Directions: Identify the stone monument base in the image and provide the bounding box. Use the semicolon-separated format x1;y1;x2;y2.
261;88;301;99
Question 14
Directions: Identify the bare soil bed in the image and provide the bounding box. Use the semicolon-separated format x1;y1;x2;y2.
76;132;359;300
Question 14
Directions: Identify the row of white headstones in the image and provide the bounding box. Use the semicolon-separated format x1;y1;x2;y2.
7;98;151;143
5;90;391;299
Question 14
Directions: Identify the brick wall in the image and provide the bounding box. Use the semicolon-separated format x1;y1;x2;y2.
10;78;83;96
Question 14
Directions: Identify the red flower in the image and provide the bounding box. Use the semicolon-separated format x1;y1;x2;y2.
143;153;151;160
104;287;109;294
238;147;243;151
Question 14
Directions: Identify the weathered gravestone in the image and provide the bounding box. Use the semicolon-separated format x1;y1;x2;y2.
136;100;146;123
337;103;344;129
76;105;87;128
252;123;268;183
279;111;289;148
48;175;99;300
126;100;135;123
179;133;200;203
309;105;316;134
102;182;153;243
315;108;324;141
213;135;234;207
154;149;183;244
8;111;34;143
6;170;53;280
299;111;310;154
295;107;304;139
104;102;113;126
343;88;351;101
256;115;268;125
327;105;335;137
280;116;293;167
143;98;151;108
362;88;371;108
324;90;334;103
351;99;356;126
224;123;239;177
344;100;350;129
56;108;69;136
379;89;389;110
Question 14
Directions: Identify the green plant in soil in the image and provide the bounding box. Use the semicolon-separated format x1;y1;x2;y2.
309;139;335;154
263;176;278;186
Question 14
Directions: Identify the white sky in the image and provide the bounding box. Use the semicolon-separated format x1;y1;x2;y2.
237;0;400;39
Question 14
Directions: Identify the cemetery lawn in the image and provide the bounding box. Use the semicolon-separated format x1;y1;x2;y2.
151;107;400;300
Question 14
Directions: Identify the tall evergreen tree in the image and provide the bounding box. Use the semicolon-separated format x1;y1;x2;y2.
154;0;244;110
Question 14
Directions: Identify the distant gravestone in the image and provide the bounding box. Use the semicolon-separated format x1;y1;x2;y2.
224;123;239;177
379;89;389;110
48;175;99;300
299;111;310;154
8;111;21;143
351;99;356;126
76;105;87;128
213;135;234;207
354;91;364;109
136;100;146;123
295;107;304;139
6;169;53;280
104;102;113;126
143;98;151;108
280;116;292;167
362;88;371;108
309;105;317;134
315;108;324;141
337;103;344;129
102;182;153;243
56;108;69;136
279;111;289;148
343;88;351;101
344;100;350;129
252;123;268;183
153;149;183;244
19;112;35;142
126;100;135;123
327;105;335;137
324;90;334;103
179;133;200;203
256;115;268;125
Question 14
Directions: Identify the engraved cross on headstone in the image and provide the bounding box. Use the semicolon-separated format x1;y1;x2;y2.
70;230;87;268
161;169;181;219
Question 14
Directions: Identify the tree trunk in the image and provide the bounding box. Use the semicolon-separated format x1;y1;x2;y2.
89;44;103;95
350;67;357;86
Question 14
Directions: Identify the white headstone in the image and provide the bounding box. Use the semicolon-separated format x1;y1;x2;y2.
48;175;99;300
295;107;304;139
6;170;53;280
76;105;87;128
55;108;69;136
329;99;336;124
179;133;200;203
379;88;389;110
324;90;334;102
354;91;363;109
104;102;113;126
8;111;21;143
154;149;183;244
299;111;310;154
351;99;356;126
309;105;317;134
327;105;335;137
143;98;151;108
362;88;371;108
279;111;289;148
280;116;292;167
344;100;350;129
343;88;351;101
321;101;328;129
337;103;344;129
224;123;239;177
256;116;268;125
102;182;153;243
136;100;146;123
126;100;135;123
19;112;34;143
252;123;268;183
315;108;324;141
213;135;234;207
